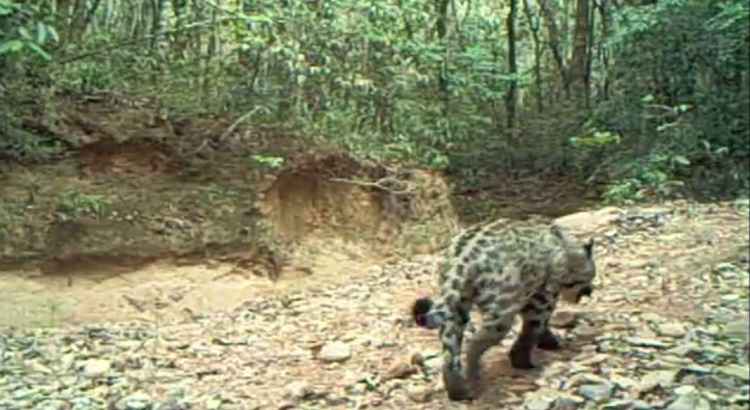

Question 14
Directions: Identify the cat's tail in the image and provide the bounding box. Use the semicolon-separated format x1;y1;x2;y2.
412;296;442;329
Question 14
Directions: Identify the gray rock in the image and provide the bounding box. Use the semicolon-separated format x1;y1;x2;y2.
277;401;295;410
631;400;655;410
155;398;191;410
81;359;112;378
71;396;101;410
11;387;36;401
36;400;69;410
205;397;222;410
524;397;554;410
665;391;711;410
318;341;352;363
717;364;750;382
577;383;613;402
625;337;668;348
658;323;687;338
696;374;734;389
724;318;749;341
116;392;153;410
285;381;312;401
601;400;638;410
551;396;584;410
638;369;678;393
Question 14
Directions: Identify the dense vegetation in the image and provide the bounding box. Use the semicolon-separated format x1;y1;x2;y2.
1;0;748;201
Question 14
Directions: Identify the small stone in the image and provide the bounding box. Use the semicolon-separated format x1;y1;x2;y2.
717;364;750;381
551;395;585;410
318;341;352;363
577;383;613;402
29;360;53;374
610;375;638;390
285;381;312;401
680;365;711;375
564;373;609;389
631;401;654;410
724;319;749;340
71;396;100;410
641;313;663;322
658;323;687;338
383;361;418;381
324;396;349;407
35;400;68;410
601;400;637;410
524;397;554;410
638;369;677;393
697;374;732;390
407;386;432;403
551;311;579;328
277;400;295;410
674;385;696;395
116;392;152;410
81;359;112;378
665;391;711;410
205;397;222;410
625;337;668;348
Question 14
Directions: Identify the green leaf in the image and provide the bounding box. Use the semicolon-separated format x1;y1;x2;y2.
242;14;273;24
18;26;31;40
36;22;47;44
47;26;59;43
25;42;51;60
672;155;690;166
0;0;16;16
0;40;24;55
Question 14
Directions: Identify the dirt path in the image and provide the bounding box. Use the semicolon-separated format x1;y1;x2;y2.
1;201;748;410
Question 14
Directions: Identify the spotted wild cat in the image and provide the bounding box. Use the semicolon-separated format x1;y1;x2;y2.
412;219;596;401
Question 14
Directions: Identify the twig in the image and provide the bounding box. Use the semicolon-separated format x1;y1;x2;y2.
329;176;414;195
219;106;267;142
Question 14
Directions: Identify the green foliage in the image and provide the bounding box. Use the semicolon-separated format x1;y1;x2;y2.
0;130;65;162
603;151;690;204
570;130;621;148
0;0;747;204
217;0;518;167
0;0;57;61
251;154;285;169
594;0;749;199
57;191;111;219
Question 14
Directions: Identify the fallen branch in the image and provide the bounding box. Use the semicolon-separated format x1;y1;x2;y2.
329;176;414;195
218;106;269;143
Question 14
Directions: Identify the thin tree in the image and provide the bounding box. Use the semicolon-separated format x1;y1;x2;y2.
505;0;518;132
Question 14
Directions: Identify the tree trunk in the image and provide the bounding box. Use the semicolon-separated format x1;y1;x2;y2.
569;0;591;107
538;0;569;98
505;0;518;132
596;0;611;101
435;0;450;96
523;0;544;112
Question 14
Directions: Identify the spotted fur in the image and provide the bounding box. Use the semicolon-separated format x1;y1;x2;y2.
412;219;596;401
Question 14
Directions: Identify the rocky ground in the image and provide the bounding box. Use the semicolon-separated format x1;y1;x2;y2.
1;201;749;410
